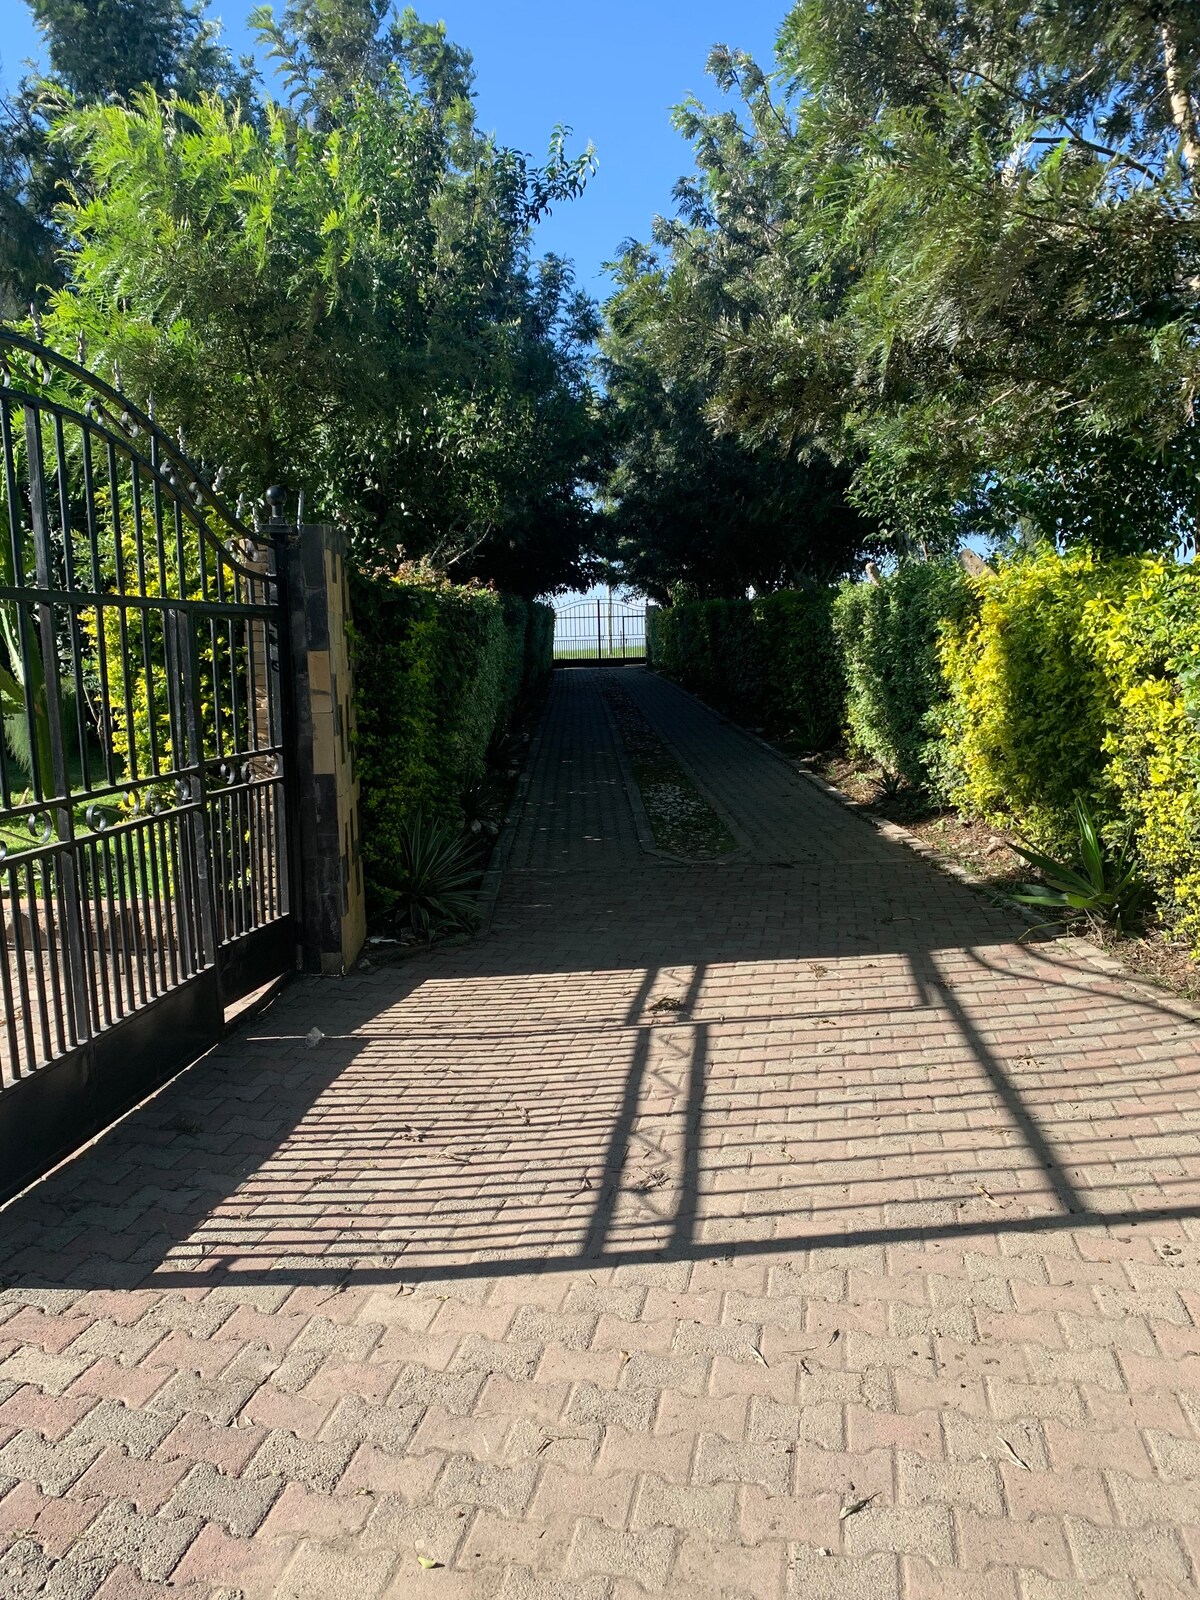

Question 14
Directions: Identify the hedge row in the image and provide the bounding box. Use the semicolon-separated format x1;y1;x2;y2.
648;554;1200;950
646;590;844;749
351;572;553;917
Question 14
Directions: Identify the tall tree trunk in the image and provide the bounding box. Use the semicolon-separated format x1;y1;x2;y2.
1161;15;1200;180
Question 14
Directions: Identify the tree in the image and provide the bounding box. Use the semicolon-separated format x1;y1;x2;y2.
602;254;872;600
41;7;599;594
707;0;1200;553
598;49;878;597
0;0;256;313
26;0;241;102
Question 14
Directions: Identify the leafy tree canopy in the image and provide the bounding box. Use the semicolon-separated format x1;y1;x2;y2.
598;50;878;599
27;0;599;595
699;0;1200;555
27;0;243;102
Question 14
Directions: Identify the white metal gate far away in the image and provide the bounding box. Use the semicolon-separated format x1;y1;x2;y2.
553;597;646;664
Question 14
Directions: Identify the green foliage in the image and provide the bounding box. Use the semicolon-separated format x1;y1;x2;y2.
938;553;1134;845
600;4;1200;566
648;588;843;749
1074;561;1200;951
599;268;874;597
383;811;481;938
1012;795;1148;934
939;551;1200;950
37;4;599;596
1;0;254;315
833;562;972;790
351;569;551;918
28;0;243;103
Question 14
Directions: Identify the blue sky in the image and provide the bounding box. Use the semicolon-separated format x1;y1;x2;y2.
0;0;785;302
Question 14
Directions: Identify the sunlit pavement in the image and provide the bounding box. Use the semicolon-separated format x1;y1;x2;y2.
2;667;1200;1598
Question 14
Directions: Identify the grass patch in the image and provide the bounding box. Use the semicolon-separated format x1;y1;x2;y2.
601;675;735;860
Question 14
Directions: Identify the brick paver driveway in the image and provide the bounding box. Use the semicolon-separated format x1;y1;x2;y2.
3;666;1200;1599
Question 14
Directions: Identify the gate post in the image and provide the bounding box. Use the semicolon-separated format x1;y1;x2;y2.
271;498;366;975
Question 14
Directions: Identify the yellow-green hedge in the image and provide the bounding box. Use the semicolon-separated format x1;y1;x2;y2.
351;572;552;917
940;552;1200;949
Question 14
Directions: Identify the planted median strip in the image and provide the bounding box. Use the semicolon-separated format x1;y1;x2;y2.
600;676;735;860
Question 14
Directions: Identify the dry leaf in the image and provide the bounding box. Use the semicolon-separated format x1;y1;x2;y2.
1001;1437;1031;1470
839;1493;878;1521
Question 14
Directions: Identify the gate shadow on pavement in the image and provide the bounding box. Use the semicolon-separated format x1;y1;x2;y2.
2;825;1199;1296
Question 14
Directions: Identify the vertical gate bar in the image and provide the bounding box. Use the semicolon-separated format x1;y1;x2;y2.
24;857;52;1061
89;838;113;1030
96;834;120;1022
75;843;100;1038
45;854;70;1051
0;399;25;809
111;830;136;1016
597;599;602;663
11;412;46;806
81;433;117;789
106;442;139;786
152;819;171;988
133;824;157;999
166;608;218;980
24;404;92;1050
51;417;93;796
7;863;34;1073
0;883;19;1082
128;466;163;780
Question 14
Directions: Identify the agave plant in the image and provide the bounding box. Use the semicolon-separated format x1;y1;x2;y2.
874;767;906;804
389;813;481;940
1011;795;1148;934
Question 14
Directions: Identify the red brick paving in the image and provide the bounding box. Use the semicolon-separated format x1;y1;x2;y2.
1;665;1200;1596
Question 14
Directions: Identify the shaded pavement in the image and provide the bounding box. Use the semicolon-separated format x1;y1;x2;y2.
2;666;1200;1598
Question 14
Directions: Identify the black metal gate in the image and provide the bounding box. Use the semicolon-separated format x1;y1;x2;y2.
553;597;646;664
0;328;294;1199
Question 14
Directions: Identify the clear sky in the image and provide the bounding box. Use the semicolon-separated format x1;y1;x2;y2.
0;0;785;302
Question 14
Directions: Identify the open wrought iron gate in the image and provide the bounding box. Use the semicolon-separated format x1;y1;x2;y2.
0;328;294;1199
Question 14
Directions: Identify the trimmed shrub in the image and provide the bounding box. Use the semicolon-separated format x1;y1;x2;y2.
647;589;841;747
1090;563;1200;951
753;590;843;748
351;571;552;917
938;553;1135;846
940;551;1200;949
834;562;972;791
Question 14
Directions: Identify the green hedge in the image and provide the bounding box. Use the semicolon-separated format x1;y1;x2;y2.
647;590;843;748
834;561;972;790
940;551;1200;948
351;572;552;916
649;554;1200;952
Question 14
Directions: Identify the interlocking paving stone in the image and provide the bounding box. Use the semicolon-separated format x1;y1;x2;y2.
1;666;1200;1596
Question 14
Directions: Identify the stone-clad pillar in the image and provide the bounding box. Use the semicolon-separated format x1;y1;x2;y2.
276;519;366;975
